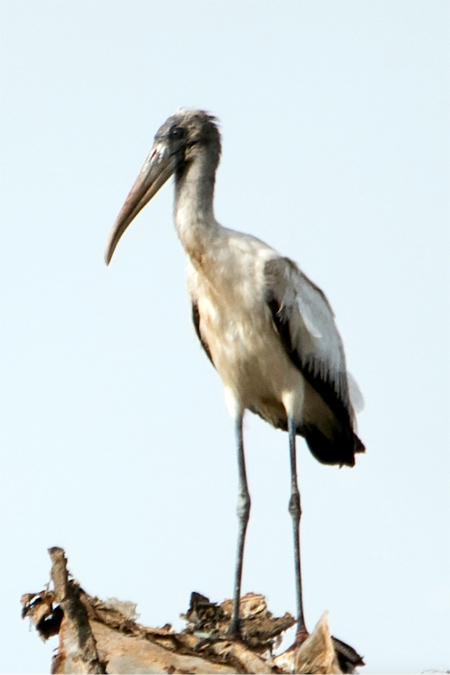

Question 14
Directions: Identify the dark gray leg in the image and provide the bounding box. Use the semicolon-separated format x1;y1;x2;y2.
228;413;251;637
288;417;308;643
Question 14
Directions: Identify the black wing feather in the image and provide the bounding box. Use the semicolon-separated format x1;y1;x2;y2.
266;291;352;429
265;258;365;466
192;302;215;368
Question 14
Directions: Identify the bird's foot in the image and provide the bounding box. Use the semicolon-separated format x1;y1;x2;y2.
193;632;238;651
294;625;309;647
226;617;243;641
193;619;243;651
285;624;309;651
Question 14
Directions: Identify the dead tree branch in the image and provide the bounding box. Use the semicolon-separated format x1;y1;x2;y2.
21;548;364;674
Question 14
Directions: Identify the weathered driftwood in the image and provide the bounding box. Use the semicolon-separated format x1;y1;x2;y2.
22;548;364;674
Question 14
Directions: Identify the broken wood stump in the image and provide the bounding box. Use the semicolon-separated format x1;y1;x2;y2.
21;548;364;674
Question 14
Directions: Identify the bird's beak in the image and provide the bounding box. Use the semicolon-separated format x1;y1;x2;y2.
104;142;174;264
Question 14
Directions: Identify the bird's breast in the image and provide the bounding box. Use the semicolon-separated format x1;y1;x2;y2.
190;259;303;421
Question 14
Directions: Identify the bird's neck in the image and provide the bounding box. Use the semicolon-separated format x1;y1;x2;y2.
174;149;219;266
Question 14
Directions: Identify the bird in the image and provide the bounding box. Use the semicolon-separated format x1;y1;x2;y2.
105;108;365;645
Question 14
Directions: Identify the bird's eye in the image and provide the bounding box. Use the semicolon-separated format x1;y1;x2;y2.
169;126;185;140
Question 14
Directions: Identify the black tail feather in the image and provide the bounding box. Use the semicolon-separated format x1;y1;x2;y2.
302;425;365;467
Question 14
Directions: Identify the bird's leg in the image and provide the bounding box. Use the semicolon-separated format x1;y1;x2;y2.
288;417;308;645
228;413;251;638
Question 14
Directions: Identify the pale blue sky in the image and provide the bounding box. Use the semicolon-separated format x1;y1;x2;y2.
1;2;449;673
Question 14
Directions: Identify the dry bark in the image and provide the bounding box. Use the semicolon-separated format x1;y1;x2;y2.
22;548;364;674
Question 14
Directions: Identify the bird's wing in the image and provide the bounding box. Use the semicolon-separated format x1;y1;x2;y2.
264;256;353;425
347;371;365;414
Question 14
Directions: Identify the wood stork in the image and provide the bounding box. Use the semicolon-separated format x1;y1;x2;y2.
105;109;365;644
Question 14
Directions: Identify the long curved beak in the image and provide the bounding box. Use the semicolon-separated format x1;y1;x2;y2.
105;143;174;265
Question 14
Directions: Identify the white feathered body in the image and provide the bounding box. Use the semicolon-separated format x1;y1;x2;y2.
176;201;359;465
171;122;363;466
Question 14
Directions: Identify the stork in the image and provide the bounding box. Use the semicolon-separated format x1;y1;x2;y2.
105;109;364;644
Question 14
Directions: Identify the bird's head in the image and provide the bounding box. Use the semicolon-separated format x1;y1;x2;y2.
105;109;220;264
